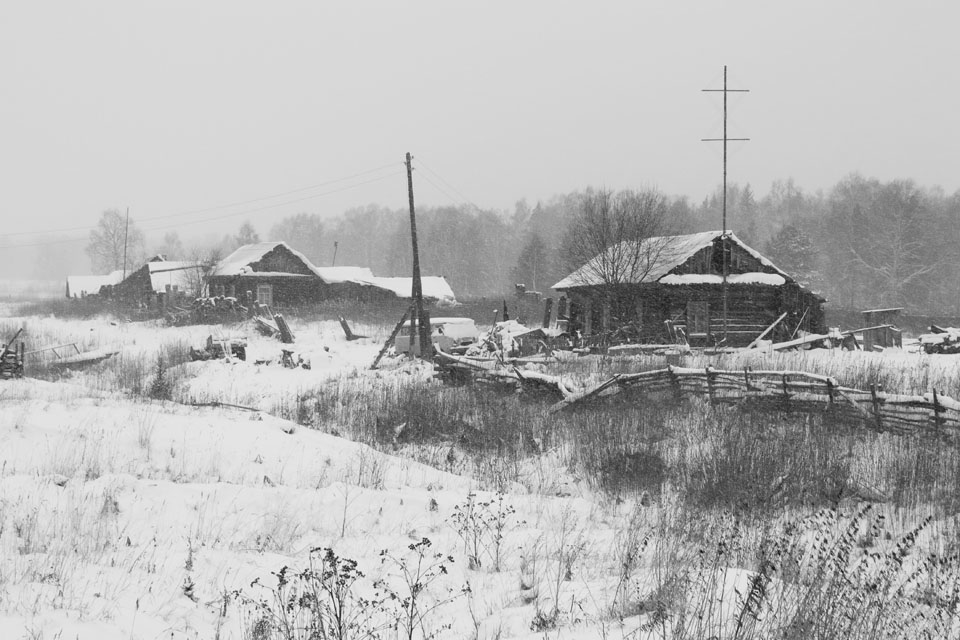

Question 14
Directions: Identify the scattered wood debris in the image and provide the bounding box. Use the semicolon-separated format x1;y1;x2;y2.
919;326;960;354
275;314;295;344
253;316;280;337
189;335;247;362
0;329;25;379
49;346;120;370
166;296;247;326
370;307;412;370
339;316;368;341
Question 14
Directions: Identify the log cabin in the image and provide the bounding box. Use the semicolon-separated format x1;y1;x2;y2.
207;242;326;306
208;242;458;306
552;230;825;347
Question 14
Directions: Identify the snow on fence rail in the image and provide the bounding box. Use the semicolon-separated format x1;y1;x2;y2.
434;353;960;440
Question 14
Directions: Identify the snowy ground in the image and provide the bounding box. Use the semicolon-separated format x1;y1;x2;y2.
0;316;676;639
1;314;956;639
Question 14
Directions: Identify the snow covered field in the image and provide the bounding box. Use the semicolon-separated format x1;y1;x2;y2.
0;317;651;639
1;313;959;639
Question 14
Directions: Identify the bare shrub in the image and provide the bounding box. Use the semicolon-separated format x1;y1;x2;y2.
448;492;520;572
236;547;385;640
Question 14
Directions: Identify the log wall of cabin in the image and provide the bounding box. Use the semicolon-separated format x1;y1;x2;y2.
208;275;325;306
563;282;824;346
113;265;154;304
250;246;316;276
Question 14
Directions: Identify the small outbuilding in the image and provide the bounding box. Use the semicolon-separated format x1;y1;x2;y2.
113;256;202;306
66;270;125;298
552;230;826;347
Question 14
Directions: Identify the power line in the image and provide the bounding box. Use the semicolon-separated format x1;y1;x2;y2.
141;171;404;231
414;170;466;208
2;162;400;238
413;157;484;212
0;168;404;250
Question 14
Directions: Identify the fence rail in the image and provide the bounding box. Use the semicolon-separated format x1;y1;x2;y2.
435;353;960;441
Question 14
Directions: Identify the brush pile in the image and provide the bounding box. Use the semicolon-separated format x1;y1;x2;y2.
919;326;960;354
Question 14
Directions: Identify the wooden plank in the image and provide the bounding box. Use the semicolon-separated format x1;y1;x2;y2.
338;316;368;341
370;307;412;370
769;332;831;351
745;312;788;349
274;314;295;344
550;374;623;412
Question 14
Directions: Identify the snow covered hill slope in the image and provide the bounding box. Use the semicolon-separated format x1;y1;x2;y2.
0;379;651;639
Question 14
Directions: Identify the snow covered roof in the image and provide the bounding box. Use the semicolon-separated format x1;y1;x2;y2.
553;230;790;290
211;242;320;277
659;273;787;286
66;270;124;297
367;276;457;303
144;261;201;293
313;267;456;302
209;243;457;302
314;266;376;284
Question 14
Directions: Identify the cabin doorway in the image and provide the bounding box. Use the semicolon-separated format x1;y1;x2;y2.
687;301;710;339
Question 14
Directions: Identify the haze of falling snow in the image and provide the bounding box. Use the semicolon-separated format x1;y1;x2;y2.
1;1;959;277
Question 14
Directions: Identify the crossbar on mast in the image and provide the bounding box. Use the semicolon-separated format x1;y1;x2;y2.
701;65;750;345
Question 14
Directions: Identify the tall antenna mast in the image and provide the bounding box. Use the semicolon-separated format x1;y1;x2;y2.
702;65;749;344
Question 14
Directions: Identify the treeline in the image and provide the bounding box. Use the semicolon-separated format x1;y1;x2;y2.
260;174;959;314
61;173;954;313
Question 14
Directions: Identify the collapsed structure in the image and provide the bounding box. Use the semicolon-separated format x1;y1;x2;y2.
553;230;825;347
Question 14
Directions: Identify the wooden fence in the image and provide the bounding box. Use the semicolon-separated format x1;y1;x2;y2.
434;353;960;441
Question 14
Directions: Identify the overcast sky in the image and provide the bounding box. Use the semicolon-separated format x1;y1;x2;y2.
2;1;958;252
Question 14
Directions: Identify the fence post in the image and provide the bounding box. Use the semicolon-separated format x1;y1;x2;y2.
781;372;790;408
743;367;751;394
870;384;883;431
668;365;682;402
933;388;944;437
706;365;716;405
826;377;835;405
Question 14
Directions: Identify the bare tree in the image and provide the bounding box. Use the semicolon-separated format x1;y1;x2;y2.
86;209;145;274
185;245;223;298
561;187;675;290
826;176;944;309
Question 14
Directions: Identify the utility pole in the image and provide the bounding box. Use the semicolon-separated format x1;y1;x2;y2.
702;65;749;344
405;152;432;358
331;241;338;266
122;206;130;280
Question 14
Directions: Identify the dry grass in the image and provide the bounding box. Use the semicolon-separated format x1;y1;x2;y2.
5;309;960;637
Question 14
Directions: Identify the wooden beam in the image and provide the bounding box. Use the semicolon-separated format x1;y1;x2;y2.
370;307;412;370
745;312;787;349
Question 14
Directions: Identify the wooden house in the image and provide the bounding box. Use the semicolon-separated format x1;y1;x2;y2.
207;242;326;306
552;230;825;347
207;242;459;306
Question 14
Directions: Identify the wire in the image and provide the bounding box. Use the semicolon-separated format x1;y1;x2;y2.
414;170;466;208
413;157;483;212
138;163;401;224
141;171;404;231
2;162;400;238
0;169;404;250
